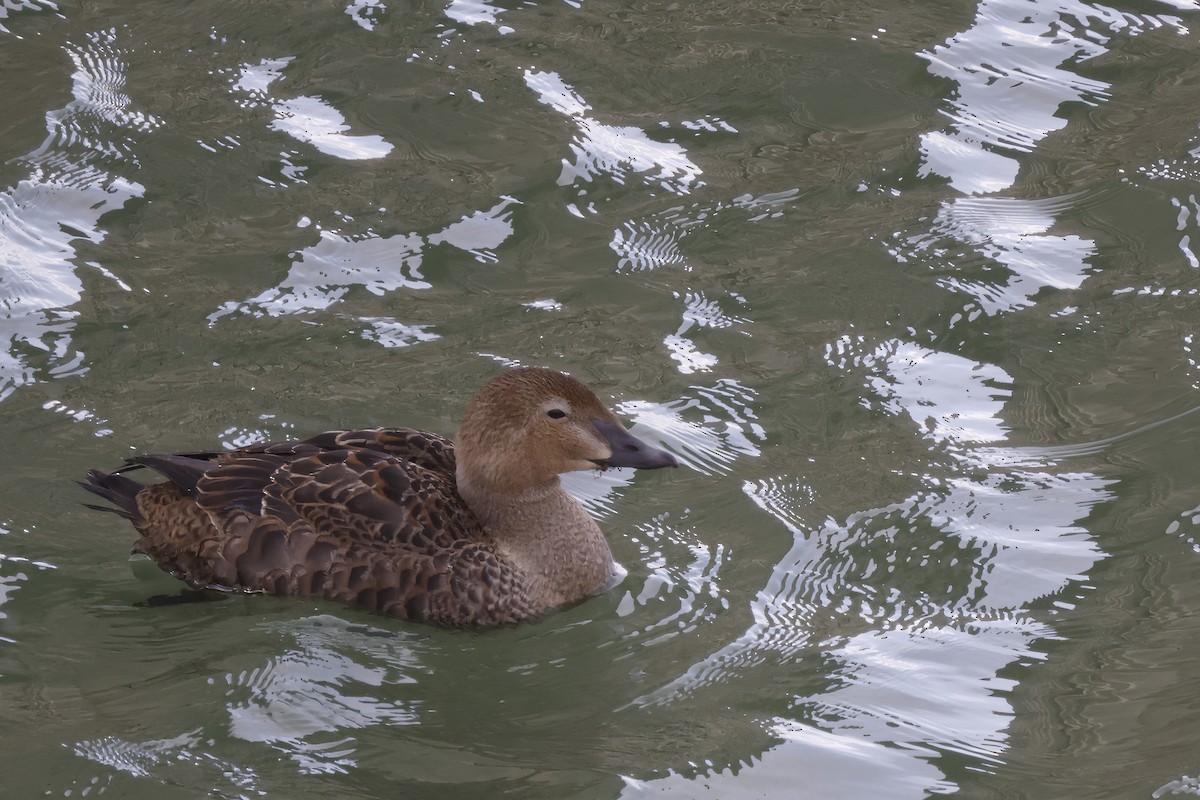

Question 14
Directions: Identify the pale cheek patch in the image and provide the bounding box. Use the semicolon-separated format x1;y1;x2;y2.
581;428;612;461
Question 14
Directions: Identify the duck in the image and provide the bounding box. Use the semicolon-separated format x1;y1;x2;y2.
80;367;678;627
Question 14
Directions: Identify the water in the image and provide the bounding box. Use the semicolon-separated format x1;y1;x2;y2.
3;0;1200;797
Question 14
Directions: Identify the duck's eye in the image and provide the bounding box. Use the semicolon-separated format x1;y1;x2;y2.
547;409;567;419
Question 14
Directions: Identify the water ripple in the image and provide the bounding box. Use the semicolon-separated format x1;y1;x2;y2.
617;511;727;636
1165;499;1200;554
610;189;799;271
663;291;751;375
524;70;703;196
359;316;441;349
229;56;393;160
210;197;519;323
618;379;763;476
917;0;1186;195
885;194;1096;317
74;616;426;784
890;0;1186;334
565;379;764;515
0;1;60;36
74;728;264;795
446;0;514;34
0;28;144;407
803;621;1037;764
221;616;423;774
15;1;1197;795
345;0;386;32
1119;132;1200;296
825;335;1012;448
629;335;1108;800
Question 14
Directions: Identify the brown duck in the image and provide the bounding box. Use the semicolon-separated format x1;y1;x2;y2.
81;367;677;626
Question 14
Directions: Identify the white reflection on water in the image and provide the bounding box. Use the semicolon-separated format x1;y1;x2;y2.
612;511;729;644
209;197;519;325
1170;196;1200;270
561;468;639;518
230;57;394;160
917;2;1186;194
0;30;147;406
75;616;424;784
360;316;440;348
664;291;750;376
223;616;424;774
345;0;386;32
1155;774;1200;798
0;570;27;635
213;229;427;318
75;728;262;792
427;196;522;262
610;189;799;272
887;194;1097;317
1191;333;1199;391
807;622;1037;764
630;335;1110;795
608;190;790;375
1;528;57;649
829;336;1011;446
611;216;688;273
1119;80;1200;301
618;379;763;476
524;70;703;195
0;1;60;36
563;379;764;516
75;728;265;796
270;96;393;160
445;0;514;34
889;2;1189;319
624;720;954;800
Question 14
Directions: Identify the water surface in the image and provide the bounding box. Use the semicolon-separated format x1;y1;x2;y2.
4;1;1200;797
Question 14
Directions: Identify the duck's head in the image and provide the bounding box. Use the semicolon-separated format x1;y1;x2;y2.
456;367;677;495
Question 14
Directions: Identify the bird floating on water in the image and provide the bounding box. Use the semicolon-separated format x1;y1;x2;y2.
81;367;678;626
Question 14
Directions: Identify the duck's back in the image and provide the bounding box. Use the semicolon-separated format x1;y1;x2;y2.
85;428;538;625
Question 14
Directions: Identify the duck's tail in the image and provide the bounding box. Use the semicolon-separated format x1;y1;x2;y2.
78;469;145;524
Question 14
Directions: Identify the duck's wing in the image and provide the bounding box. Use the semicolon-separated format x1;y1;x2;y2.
193;446;473;552
160;505;525;624
121;428;456;480
125;443;530;625
297;428;457;476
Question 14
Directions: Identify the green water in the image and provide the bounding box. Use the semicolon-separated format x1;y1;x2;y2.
4;0;1200;797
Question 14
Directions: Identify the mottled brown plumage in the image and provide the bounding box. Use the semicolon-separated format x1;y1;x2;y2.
81;367;677;627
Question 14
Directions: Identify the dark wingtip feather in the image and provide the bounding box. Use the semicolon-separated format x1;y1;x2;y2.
79;469;145;523
82;502;124;515
127;454;218;495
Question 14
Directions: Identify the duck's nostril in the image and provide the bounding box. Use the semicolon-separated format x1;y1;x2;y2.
623;444;638;452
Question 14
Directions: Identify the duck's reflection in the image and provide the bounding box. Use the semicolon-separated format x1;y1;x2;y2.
222;616;425;774
75;615;426;786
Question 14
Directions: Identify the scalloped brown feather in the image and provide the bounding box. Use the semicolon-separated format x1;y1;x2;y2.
90;428;537;626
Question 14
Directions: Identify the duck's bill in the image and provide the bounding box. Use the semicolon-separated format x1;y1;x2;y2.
590;418;679;470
